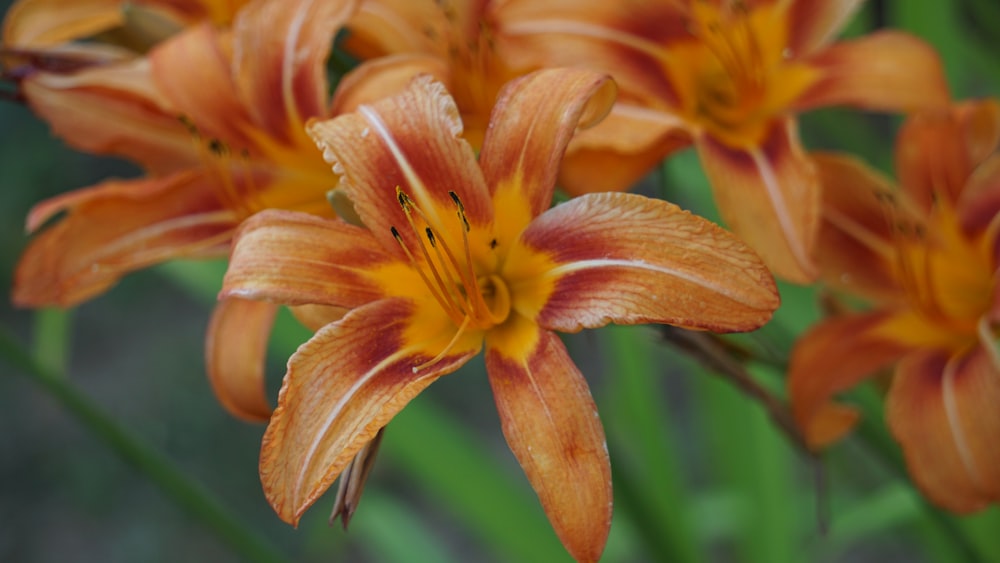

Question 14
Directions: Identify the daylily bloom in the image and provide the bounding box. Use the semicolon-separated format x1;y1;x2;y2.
11;0;360;421
497;0;950;282
220;69;780;561
789;99;1000;512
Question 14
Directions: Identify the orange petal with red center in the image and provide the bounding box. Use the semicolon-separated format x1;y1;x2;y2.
230;0;357;142
481;67;615;222
221;209;399;309
150;23;253;148
3;0;122;47
887;345;1000;512
896;107;977;213
813;152;904;302
22;60;198;175
308;75;491;257
788;312;912;449
796;31;949;113
485;327;611;563
558;101;690;195
955;98;1000;166
205;298;277;422
260;298;479;525
517;192;778;333
14;171;235;308
785;0;864;56
697;118;820;283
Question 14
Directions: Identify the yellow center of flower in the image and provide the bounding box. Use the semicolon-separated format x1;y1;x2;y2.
876;193;996;349
667;1;817;147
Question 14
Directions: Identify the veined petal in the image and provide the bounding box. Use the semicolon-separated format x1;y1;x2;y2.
205;298;277;422
23;59;198;175
221;209;401;309
697;118;820;283
330;53;449;115
558;101;690;196
795;31;950;113
14;171;235;308
497;0;686;107
785;0;864;56
260;298;480;525
887;345;1000;512
150;23;252;148
515;192;778;333
813;152;903;302
896;105;976;212
308;75;491;257
481;68;615;226
485;327;611;563
2;0;122;47
788;312;912;449
231;0;357;141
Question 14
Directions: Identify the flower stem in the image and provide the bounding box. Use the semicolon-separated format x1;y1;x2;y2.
0;326;294;563
658;325;810;453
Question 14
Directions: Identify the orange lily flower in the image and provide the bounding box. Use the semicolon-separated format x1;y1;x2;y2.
11;0;359;421
789;99;1000;512
219;69;780;561
497;0;950;282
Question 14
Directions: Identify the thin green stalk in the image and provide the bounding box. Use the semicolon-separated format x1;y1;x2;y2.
32;307;72;375
0;328;293;563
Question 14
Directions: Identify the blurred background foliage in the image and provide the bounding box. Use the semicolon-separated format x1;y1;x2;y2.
2;1;1000;562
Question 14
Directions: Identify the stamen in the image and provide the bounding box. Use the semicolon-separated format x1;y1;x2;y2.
390;226;465;327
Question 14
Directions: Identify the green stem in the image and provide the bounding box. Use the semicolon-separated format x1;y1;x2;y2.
32;307;73;375
0;327;293;563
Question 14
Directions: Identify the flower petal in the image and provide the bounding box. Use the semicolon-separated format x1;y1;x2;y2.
260;298;479;525
221;209;400;309
959;154;1000;234
479;67;615;222
813;152;903;302
485;327;611;563
205;298;277;422
788;312;912;449
697;118;820;283
497;0;687;107
2;0;122;47
231;0;357;141
515;192;778;333
14;171;235;307
22;59;198;175
308;75;491;257
558;101;690;195
887;345;1000;512
795;31;950;113
785;0;864;56
330;53;449;115
150;23;253;148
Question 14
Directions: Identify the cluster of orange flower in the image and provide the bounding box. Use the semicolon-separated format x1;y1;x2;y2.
3;0;997;560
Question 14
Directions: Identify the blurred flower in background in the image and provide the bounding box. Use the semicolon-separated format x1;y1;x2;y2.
790;98;1000;512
